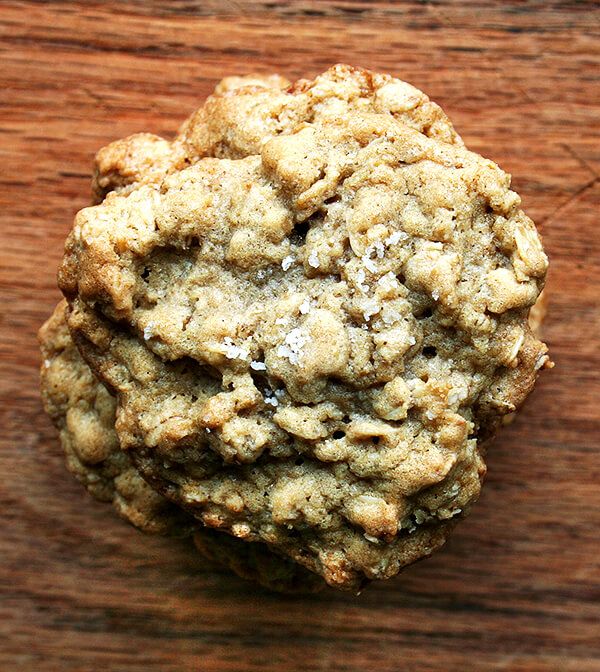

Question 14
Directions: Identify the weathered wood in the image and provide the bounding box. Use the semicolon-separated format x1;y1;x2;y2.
1;2;599;670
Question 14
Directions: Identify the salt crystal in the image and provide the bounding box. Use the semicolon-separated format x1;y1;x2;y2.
223;336;249;361
277;327;308;365
364;534;380;544
363;301;381;321
264;395;279;407
385;230;408;246
299;299;311;314
362;255;377;273
432;290;440;301
308;250;320;268
250;361;267;371
356;268;369;293
281;255;294;271
143;322;155;340
447;387;468;405
381;306;401;325
408;336;416;346
377;272;398;290
373;241;385;258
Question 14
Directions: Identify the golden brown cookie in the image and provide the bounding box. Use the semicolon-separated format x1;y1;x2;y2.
44;65;550;591
39;301;324;591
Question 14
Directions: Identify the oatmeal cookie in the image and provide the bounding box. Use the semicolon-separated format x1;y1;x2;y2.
40;300;323;591
47;65;549;591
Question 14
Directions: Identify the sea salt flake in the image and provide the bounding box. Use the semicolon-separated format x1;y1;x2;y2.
356;268;369;293
377;272;398;290
308;250;320;268
250;360;267;371
363;301;381;321
275;317;288;325
281;255;294;271
277;327;308;365
373;241;385;258
408;336;416;346
299;299;311;314
362;255;377;273
223;336;249;361
381;306;401;325
364;534;381;544
385;230;408;246
143;322;155;340
447;387;468;405
264;395;279;407
432;290;440;301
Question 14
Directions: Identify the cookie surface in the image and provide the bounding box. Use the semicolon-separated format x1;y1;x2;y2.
39;301;193;535
51;65;549;591
92;64;462;202
40;300;324;592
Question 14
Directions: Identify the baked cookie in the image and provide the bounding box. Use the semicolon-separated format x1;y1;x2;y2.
39;296;545;590
45;65;550;591
40;300;323;592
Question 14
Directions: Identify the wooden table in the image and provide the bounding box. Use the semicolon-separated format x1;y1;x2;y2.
1;2;599;670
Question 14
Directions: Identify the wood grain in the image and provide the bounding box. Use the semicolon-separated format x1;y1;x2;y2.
1;2;599;670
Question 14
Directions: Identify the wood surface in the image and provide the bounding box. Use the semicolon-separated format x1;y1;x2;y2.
1;1;599;670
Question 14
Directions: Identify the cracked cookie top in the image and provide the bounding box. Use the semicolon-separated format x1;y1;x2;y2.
56;65;548;590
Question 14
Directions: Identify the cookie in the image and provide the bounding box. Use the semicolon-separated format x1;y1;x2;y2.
40;300;323;591
46;65;549;591
39;295;546;589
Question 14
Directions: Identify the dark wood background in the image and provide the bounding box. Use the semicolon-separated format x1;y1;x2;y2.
1;2;599;670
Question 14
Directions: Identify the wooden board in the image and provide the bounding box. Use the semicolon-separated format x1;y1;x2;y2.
1;2;599;670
